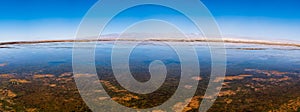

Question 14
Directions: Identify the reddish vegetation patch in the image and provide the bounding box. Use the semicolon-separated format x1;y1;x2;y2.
112;94;140;102
225;74;252;80
9;79;31;84
224;98;233;104
100;80;127;93
152;110;166;112
191;76;202;81
33;74;55;78
214;74;252;82
0;89;17;98
218;90;236;97
271;97;300;112
73;74;95;78
0;74;15;78
222;82;231;88
184;85;193;89
244;69;296;76
25;108;37;112
183;96;202;112
252;76;291;82
49;84;57;87
0;63;7;67
172;96;202;112
98;97;109;101
7;90;17;98
59;73;72;77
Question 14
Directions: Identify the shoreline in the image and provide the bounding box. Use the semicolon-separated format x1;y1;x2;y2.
0;38;299;47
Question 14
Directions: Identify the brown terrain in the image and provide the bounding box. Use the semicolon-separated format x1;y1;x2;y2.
0;68;299;111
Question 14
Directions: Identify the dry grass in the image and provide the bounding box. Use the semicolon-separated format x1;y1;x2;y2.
152;110;166;112
270;97;300;112
25;108;38;112
225;74;252;80
172;96;202;112
9;79;31;84
0;74;15;78
59;72;72;77
112;94;140;101
33;74;55;78
245;69;293;76
218;90;236;97
49;84;57;87
7;90;17;98
252;76;291;82
100;80;127;93
214;74;252;82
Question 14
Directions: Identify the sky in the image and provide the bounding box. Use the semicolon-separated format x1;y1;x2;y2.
0;0;299;42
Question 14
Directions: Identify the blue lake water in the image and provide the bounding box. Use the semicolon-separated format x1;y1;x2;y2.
0;42;299;76
0;42;300;74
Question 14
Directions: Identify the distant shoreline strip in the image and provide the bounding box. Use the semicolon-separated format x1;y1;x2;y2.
0;38;299;47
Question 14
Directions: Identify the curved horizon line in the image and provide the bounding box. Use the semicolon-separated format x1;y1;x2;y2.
0;38;299;47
